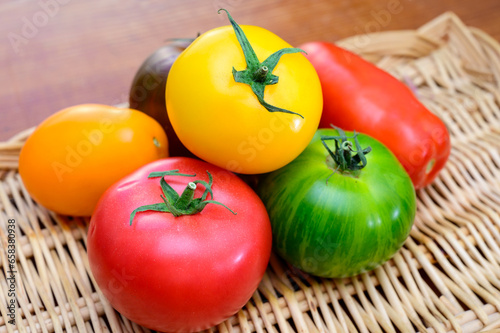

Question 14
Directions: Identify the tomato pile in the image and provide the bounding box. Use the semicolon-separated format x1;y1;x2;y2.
18;8;450;333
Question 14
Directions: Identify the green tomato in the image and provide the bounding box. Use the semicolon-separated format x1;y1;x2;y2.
258;128;416;278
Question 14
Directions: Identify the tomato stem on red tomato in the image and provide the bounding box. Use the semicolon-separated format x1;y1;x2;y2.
218;8;305;118
175;182;197;210
129;170;236;225
321;126;372;179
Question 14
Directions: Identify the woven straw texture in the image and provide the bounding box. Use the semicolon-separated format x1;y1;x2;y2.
2;12;500;332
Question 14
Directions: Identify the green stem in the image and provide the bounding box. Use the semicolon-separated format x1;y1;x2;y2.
253;66;269;83
321;127;372;176
218;8;305;118
129;170;236;226
175;182;197;210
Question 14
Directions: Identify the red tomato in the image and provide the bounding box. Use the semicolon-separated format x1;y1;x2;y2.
299;41;451;189
87;157;272;332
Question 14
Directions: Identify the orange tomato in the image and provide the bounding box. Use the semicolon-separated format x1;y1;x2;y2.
19;104;168;216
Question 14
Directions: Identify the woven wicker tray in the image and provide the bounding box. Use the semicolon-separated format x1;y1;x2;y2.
1;12;500;333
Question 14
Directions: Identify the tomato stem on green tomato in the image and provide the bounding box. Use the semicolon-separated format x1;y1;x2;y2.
129;169;236;225
321;127;372;178
218;8;305;118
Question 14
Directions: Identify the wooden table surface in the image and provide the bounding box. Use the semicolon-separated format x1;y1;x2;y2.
2;0;500;141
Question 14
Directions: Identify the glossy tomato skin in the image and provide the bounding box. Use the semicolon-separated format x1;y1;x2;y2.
299;41;450;189
19;104;168;216
87;157;272;332
166;25;323;174
258;129;416;278
129;40;195;158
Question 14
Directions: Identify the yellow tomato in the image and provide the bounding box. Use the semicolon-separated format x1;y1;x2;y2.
166;11;322;174
19;104;168;216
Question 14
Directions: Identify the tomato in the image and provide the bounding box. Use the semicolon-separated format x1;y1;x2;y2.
129;39;195;157
166;10;322;174
19;104;168;216
87;157;272;332
257;128;416;278
299;41;450;189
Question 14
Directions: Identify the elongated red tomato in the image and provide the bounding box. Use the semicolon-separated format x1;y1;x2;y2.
300;41;451;189
87;157;272;332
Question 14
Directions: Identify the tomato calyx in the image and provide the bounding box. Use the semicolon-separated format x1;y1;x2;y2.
218;8;305;119
321;127;372;180
129;169;236;225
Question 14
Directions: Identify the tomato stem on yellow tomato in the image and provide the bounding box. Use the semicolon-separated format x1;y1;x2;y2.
218;8;305;118
129;170;236;225
321;126;372;180
253;66;269;83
